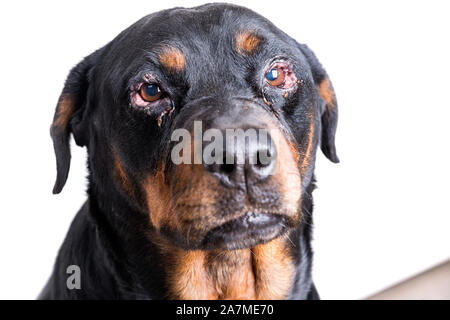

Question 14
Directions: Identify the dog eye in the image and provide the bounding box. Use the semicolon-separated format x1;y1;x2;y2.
140;84;163;102
265;68;285;87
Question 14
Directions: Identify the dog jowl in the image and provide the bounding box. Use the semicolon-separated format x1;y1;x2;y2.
42;3;339;300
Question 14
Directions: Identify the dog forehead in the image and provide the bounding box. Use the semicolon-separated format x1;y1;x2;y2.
143;4;265;32
131;4;278;49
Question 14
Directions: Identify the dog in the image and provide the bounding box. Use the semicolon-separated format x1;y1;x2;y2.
40;3;339;300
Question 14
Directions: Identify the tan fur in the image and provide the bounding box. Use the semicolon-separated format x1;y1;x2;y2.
300;118;315;176
156;236;294;300
236;31;261;55
161;245;218;299
319;77;336;108
206;249;256;299
159;47;185;73
252;237;295;299
265;117;302;218
144;165;179;230
288;139;301;164
53;94;75;133
111;147;136;199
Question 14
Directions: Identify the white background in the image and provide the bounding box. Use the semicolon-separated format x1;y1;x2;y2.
0;0;449;299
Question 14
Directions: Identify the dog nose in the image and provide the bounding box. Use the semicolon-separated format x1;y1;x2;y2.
203;130;277;186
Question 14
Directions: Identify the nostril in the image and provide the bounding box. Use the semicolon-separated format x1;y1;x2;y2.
220;152;235;174
256;149;273;168
202;127;277;184
220;163;235;174
203;151;239;187
248;145;276;180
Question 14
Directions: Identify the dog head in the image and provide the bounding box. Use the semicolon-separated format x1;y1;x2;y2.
50;4;338;250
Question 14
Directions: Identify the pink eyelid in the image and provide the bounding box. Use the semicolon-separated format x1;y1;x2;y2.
131;90;148;107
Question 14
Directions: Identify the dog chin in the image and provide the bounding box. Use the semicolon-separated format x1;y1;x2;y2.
200;211;288;250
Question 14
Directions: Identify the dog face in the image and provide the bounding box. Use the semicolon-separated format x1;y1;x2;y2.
51;4;338;251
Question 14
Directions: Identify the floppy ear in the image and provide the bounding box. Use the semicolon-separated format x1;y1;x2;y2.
298;43;339;163
50;51;99;194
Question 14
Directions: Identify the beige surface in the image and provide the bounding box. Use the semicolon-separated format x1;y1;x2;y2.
367;259;450;300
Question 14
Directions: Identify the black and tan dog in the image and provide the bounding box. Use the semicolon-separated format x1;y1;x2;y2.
40;3;339;300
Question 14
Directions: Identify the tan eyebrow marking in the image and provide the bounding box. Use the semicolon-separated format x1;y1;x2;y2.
159;46;185;73
236;30;262;55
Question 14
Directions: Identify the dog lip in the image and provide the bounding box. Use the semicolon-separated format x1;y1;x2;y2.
202;211;286;250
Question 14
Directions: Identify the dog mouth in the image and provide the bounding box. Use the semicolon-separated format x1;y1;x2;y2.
201;211;287;250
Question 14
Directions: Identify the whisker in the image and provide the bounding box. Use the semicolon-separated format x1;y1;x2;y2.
285;233;296;248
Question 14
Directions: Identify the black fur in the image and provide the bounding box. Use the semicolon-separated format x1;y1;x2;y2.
41;3;338;300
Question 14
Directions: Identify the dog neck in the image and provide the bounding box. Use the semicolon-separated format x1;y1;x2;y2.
154;235;295;300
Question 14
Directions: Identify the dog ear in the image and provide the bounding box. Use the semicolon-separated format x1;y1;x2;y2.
50;50;100;194
298;43;339;163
